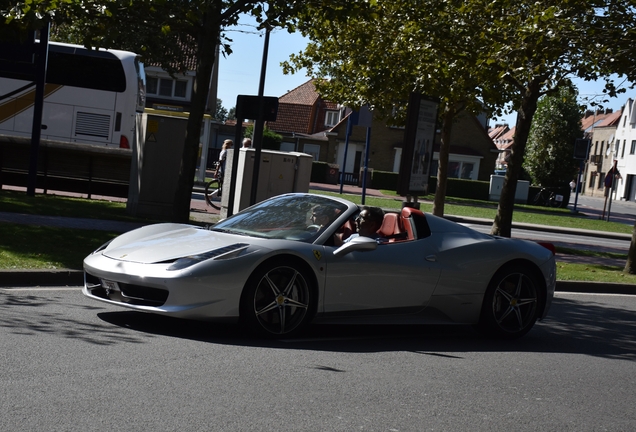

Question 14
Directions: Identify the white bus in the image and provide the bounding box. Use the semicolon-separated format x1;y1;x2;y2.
0;41;145;148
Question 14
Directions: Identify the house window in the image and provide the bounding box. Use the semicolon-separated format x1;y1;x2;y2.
303;144;321;161
600;141;604;157
147;77;158;94
433;160;477;180
325;111;340;127
589;174;596;189
622;140;627;158
594;141;598;155
631;140;636;155
146;76;188;99
598;173;605;189
174;80;187;98
279;142;295;152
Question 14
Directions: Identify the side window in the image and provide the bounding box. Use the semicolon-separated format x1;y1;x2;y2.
47;51;126;92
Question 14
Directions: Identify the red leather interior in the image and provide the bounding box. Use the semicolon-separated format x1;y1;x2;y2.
376;213;402;241
337;218;355;244
400;207;424;241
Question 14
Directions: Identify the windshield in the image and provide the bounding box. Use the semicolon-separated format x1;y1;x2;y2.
211;194;349;242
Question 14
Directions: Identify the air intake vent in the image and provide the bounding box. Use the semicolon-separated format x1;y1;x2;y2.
75;111;110;139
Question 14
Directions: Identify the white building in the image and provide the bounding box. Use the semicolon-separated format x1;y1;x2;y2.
613;98;636;201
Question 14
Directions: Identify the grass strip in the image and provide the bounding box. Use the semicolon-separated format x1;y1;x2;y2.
0;224;117;270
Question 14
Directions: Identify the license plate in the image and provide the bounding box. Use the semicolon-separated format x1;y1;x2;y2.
555;194;563;202
101;279;120;291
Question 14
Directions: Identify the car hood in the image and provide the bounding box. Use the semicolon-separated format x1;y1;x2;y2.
102;223;254;264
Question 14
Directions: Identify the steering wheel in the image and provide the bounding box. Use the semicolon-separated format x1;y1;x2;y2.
306;224;322;232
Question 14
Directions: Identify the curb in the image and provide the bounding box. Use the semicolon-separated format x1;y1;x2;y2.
0;269;84;287
1;270;635;295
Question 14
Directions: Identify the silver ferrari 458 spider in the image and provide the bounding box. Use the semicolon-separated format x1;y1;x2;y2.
83;193;556;338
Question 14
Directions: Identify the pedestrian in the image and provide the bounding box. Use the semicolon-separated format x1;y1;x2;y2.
242;138;252;148
217;139;233;177
570;179;576;193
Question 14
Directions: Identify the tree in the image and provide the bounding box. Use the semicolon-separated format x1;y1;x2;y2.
281;1;508;217
244;124;282;150
3;0;299;222
214;98;228;122
227;106;236;121
282;0;634;237
523;87;583;188
464;0;632;237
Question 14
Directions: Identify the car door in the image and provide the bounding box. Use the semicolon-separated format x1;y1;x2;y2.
321;238;441;314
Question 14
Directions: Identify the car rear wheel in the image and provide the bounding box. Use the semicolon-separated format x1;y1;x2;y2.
241;260;315;337
479;264;541;339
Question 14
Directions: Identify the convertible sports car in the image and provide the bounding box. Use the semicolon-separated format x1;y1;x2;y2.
83;193;556;338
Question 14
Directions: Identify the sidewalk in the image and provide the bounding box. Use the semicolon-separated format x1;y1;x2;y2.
1;184;635;294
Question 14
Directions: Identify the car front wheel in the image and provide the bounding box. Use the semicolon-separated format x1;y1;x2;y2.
479;264;542;339
241;260;315;337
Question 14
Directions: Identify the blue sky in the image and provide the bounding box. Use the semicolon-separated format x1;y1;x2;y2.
216;22;311;111
217;19;633;127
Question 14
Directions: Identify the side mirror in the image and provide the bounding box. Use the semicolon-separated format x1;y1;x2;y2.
333;236;377;257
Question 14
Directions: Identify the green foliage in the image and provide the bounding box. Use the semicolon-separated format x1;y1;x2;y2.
244;125;283;150
371;170;398;191
427;178;490;201
524;87;583;187
214;98;228;122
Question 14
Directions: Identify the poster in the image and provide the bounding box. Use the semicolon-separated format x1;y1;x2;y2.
397;93;439;196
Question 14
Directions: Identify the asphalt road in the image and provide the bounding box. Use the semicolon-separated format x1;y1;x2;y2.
1;287;635;431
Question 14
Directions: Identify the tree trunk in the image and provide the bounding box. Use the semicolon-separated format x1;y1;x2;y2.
433;105;454;216
172;12;220;222
490;82;541;237
624;221;636;273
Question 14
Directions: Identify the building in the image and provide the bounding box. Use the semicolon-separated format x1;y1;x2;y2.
582;109;621;197
267;79;498;183
489;124;513;171
611;100;636;200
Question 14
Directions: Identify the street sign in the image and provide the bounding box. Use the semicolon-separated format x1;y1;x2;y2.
574;138;591;160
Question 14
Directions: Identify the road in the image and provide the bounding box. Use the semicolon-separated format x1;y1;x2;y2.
465;223;630;254
1;287;635;431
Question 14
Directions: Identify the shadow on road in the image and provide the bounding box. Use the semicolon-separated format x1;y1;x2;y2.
91;296;636;361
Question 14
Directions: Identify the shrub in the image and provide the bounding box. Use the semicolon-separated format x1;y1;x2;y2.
371;170;398;190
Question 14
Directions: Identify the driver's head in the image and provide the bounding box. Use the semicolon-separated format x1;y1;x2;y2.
311;205;333;227
355;206;384;237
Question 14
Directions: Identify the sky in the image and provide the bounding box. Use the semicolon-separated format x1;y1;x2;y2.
216;22;311;112
217;18;633;127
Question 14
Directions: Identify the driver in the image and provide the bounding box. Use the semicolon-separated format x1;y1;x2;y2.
308;205;336;232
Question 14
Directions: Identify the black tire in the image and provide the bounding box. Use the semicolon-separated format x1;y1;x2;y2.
548;193;561;208
532;192;544;206
240;259;316;337
204;179;222;210
478;264;542;339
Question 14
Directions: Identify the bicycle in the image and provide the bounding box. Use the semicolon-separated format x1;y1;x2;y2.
204;162;223;210
532;187;562;208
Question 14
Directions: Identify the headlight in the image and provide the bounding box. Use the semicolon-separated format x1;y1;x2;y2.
166;243;249;271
